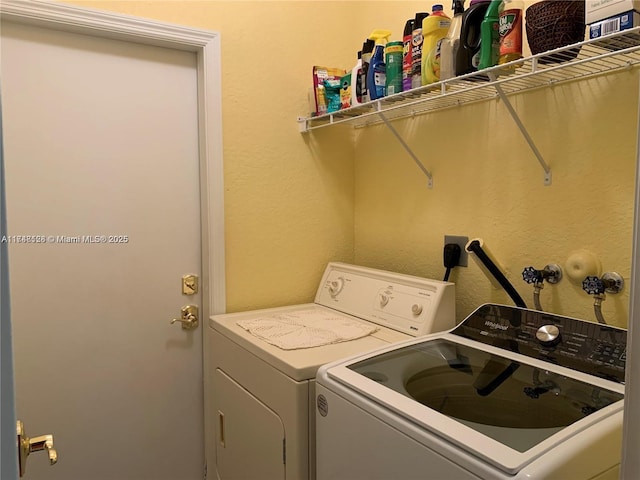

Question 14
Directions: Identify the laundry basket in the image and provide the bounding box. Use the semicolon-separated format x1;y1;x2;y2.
525;0;586;64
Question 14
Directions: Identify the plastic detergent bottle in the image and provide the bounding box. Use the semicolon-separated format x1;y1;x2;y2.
367;29;392;100
478;0;501;70
421;4;452;85
350;50;363;106
498;0;523;69
458;0;491;76
411;12;430;89
440;0;465;81
402;18;415;91
361;39;375;103
385;41;404;95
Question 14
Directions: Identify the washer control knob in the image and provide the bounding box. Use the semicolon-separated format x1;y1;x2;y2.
536;324;561;346
328;278;344;297
379;294;390;307
411;304;423;315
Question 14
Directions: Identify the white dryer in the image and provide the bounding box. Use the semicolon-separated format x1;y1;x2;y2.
207;262;455;480
316;303;627;480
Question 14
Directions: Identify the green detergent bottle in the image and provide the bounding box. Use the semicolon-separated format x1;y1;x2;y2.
478;0;501;70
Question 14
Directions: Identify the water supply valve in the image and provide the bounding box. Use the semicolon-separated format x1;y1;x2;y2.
522;264;563;285
522;264;562;312
582;272;624;295
581;272;624;324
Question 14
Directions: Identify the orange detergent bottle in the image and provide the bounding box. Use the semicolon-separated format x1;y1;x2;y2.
498;0;523;69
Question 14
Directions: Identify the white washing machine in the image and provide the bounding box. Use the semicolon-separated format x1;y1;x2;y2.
207;262;455;480
316;303;627;480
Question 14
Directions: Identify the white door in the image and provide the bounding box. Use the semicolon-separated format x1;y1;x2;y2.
1;13;212;479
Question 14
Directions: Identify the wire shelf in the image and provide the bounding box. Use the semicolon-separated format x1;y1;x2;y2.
299;27;640;132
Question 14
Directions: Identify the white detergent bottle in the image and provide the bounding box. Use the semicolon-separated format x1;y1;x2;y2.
440;0;465;81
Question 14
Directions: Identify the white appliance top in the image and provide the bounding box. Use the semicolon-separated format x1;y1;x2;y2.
314;262;455;336
318;303;627;474
209;262;455;381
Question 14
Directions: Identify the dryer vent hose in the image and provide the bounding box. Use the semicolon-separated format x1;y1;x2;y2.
466;240;528;309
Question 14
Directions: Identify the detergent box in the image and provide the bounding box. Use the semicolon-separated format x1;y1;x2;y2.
589;10;640;46
586;0;640;24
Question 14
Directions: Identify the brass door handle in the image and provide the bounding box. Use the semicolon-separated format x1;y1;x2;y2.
17;420;57;478
170;305;199;330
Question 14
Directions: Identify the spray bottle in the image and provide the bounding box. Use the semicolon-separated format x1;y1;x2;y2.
478;0;501;70
366;29;392;100
402;18;415;91
411;13;430;89
440;0;465;81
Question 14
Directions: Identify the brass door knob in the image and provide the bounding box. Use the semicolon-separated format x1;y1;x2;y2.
170;305;199;330
17;420;57;478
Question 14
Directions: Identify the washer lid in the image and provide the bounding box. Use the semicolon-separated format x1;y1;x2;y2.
349;338;623;453
323;333;625;474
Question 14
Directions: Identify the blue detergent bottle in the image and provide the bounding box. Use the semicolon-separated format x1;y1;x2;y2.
366;30;392;100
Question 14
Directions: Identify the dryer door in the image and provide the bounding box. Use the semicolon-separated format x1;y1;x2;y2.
215;368;286;480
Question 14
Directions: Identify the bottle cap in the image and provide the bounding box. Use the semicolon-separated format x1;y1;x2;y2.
404;19;415;36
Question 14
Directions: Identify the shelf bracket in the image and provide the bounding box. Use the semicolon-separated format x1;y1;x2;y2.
297;116;311;133
488;73;552;186
378;111;434;189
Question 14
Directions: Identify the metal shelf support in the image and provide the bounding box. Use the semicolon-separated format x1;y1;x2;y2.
488;72;552;186
378;111;434;189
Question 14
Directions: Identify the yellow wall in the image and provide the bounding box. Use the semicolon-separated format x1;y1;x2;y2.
60;1;637;327
354;71;638;327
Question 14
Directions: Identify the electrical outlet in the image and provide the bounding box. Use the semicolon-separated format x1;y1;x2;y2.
444;235;469;267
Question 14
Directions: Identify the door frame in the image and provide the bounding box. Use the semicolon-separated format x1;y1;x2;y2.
0;0;226;477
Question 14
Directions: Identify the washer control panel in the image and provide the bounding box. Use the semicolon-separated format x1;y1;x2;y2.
315;263;455;337
452;304;627;384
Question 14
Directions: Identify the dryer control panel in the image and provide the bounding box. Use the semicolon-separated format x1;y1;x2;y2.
315;263;456;337
452;303;627;384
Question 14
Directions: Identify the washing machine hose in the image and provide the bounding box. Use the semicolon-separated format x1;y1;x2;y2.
466;240;528;309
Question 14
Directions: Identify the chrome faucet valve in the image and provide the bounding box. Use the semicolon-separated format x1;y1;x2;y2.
582;272;624;296
522;264;563;285
582;276;605;296
581;272;624;325
522;266;544;285
522;264;563;312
